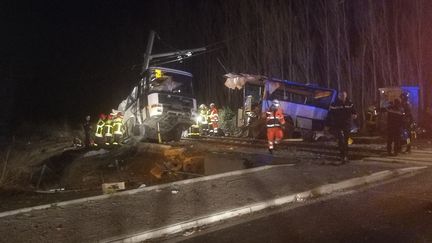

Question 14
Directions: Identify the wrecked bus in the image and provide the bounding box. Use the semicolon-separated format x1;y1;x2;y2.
118;67;197;142
225;74;337;140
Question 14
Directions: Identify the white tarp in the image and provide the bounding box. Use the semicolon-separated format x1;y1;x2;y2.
224;73;266;90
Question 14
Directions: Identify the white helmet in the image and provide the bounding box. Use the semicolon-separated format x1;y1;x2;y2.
272;99;280;107
199;104;207;109
210;103;215;107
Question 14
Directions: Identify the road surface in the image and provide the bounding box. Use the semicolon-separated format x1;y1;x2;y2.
172;167;432;243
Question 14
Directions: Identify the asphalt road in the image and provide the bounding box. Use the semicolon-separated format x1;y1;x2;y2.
170;167;432;243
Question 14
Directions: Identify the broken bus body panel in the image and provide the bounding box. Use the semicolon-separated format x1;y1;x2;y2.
118;67;197;141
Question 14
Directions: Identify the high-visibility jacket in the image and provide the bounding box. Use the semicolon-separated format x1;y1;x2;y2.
266;108;285;128
95;119;105;138
199;108;209;124
104;117;113;137
113;116;124;135
210;108;219;123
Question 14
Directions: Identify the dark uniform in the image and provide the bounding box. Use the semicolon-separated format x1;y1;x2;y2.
386;100;404;155
400;93;413;152
327;98;357;162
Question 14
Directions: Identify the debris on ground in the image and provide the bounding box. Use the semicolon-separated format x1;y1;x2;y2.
102;182;125;194
82;149;109;158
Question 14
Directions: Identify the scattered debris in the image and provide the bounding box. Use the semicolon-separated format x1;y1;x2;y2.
82;149;109;158
150;165;164;179
36;188;65;194
183;229;196;236
101;182;125;194
171;189;179;194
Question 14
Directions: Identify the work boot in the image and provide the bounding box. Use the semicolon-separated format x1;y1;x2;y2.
268;148;273;154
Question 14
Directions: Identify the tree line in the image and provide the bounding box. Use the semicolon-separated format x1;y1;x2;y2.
184;0;431;121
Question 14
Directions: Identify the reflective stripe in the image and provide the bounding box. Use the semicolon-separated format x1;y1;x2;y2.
105;125;113;136
95;120;105;137
330;104;353;109
388;110;405;115
113;120;123;135
266;124;281;127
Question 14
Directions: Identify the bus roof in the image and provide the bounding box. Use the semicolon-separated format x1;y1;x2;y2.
269;79;336;92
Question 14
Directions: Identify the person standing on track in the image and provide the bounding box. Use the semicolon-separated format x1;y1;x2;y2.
265;99;285;154
209;103;219;136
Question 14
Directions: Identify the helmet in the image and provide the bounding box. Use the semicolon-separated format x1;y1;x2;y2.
210;103;215;107
272;99;280;108
199;104;207;109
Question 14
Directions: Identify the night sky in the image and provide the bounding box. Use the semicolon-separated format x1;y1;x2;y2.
1;1;213;125
2;0;431;133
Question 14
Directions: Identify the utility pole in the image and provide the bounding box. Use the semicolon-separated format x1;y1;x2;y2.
141;30;206;73
142;30;156;75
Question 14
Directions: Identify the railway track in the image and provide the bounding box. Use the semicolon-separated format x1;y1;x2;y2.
181;136;385;154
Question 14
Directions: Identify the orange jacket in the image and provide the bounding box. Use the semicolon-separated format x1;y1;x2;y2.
265;108;285;128
210;107;219;122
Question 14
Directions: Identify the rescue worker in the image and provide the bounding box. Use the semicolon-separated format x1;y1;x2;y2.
264;99;285;153
95;113;106;146
327;91;358;164
400;92;414;152
83;115;93;148
112;112;124;145
198;104;209;136
386;99;404;156
104;114;114;145
209;103;219;136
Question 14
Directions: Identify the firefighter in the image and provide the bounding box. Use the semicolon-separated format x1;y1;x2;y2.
198;104;209;136
327;91;357;164
400;92;414;152
209;103;219;136
265;99;285;153
104;114;114;145
112;112;124;145
94;113;106;146
386;99;404;156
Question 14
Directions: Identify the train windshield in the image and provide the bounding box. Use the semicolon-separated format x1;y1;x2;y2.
148;68;193;96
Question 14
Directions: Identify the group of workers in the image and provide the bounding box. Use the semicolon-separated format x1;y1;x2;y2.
197;103;219;136
384;92;414;156
91;110;124;146
266;90;416;165
264;91;357;163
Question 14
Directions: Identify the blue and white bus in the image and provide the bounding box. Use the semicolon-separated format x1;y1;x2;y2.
262;79;337;135
224;74;338;139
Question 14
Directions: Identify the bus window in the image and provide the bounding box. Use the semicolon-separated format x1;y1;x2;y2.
245;84;262;104
291;93;306;104
305;90;334;109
